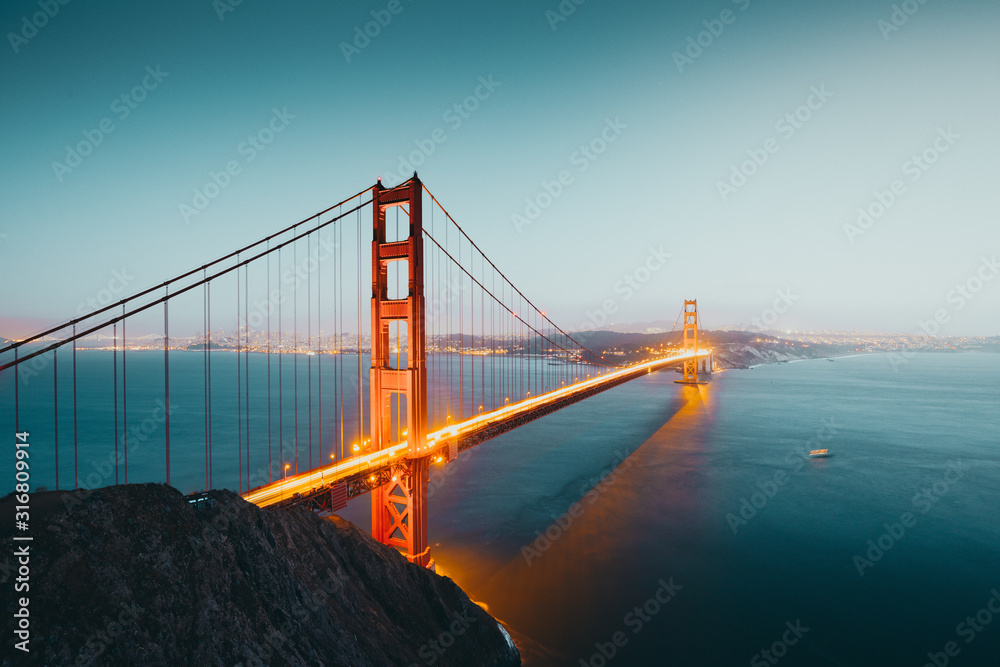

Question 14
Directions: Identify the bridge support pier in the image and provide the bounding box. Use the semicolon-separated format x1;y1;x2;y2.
369;175;432;568
372;457;430;567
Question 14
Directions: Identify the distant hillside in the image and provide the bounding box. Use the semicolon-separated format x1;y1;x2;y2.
571;329;852;369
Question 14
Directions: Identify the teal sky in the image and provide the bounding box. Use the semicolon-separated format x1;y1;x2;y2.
1;0;998;336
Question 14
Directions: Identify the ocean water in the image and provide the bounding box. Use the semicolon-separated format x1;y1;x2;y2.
3;352;999;665
0;349;567;494
348;352;999;666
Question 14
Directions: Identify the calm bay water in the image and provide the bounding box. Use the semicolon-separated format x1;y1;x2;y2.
346;352;999;666
0;349;564;494
3;352;999;665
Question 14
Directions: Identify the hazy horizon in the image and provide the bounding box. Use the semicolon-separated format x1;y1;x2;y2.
2;0;998;338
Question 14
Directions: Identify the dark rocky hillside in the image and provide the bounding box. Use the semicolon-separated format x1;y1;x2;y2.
1;484;520;667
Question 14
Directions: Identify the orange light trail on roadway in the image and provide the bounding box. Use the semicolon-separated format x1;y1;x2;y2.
243;349;710;508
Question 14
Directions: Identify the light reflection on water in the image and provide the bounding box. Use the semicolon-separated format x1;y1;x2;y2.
6;350;998;665
345;353;1000;666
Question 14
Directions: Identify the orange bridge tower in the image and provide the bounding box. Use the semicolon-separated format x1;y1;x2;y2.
369;175;432;568
676;299;709;384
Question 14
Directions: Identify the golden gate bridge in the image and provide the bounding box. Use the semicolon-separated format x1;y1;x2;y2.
0;175;711;569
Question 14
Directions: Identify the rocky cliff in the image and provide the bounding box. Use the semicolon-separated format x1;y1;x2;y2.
1;484;520;667
712;341;847;369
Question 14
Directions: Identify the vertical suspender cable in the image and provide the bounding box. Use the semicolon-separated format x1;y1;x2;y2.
13;349;18;435
204;273;209;491
444;209;455;423
395;208;400;442
357;207;362;447
237;261;242;492
73;325;78;489
267;244;272;482
114;322;119;484
122;311;128;484
308;231;313;470
491;270;495;411
279;248;283;478
339;209;344;459
53;348;59;490
294;232;299;472
481;253;484;413
459;232;463;420
431;203;436;425
470;242;474;416
164;287;170;488
245;264;250;491
205;282;212;489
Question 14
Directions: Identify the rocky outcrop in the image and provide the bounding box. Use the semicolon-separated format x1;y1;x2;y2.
0;484;519;667
713;342;848;369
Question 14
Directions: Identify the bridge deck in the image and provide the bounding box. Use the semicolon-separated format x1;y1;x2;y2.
243;350;711;510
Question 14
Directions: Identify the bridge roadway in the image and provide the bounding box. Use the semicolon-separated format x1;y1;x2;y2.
243;349;711;510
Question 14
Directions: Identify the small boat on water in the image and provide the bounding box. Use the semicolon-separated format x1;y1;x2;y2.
809;449;832;458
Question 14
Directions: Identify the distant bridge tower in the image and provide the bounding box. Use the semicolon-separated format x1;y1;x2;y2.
369;175;431;568
676;299;709;384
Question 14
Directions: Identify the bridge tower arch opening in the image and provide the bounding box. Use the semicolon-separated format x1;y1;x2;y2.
369;174;432;568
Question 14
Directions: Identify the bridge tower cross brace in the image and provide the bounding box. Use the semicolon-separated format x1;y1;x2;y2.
369;175;431;568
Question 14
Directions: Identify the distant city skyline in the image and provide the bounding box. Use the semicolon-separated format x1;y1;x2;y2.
2;0;998;338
